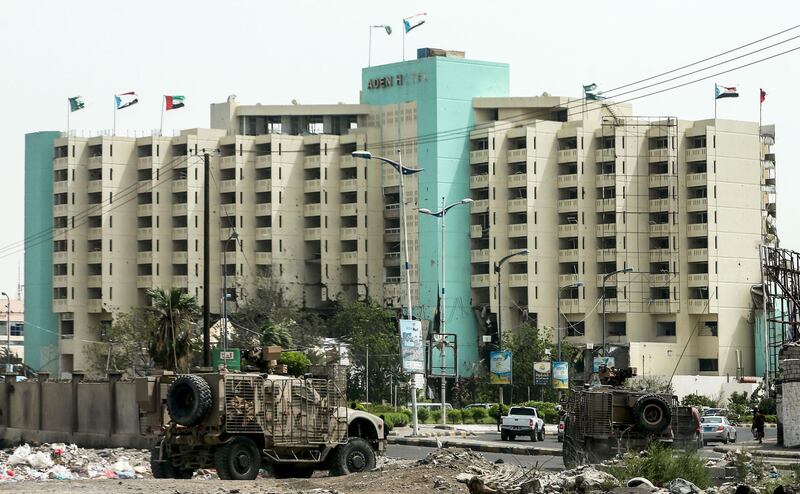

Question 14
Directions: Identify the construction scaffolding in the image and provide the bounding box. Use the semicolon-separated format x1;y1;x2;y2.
760;246;800;381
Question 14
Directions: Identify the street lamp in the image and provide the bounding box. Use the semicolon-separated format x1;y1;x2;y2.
368;24;393;67
493;249;529;405
557;281;584;361
1;292;8;370
419;196;473;424
222;230;240;370
353;150;423;435
602;267;634;356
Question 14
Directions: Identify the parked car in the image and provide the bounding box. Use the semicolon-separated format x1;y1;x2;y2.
557;416;565;442
701;415;737;444
501;406;545;442
407;402;453;413
464;403;493;410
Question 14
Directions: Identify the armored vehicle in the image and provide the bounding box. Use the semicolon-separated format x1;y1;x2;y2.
562;370;696;467
137;371;385;480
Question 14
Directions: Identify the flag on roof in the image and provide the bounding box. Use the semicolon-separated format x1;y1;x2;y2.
715;84;739;99
115;91;138;109
165;95;185;110
583;83;597;93
760;88;767;104
584;83;605;101
68;96;85;112
403;13;426;33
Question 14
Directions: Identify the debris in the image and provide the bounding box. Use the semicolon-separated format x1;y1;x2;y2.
457;473;475;484
47;464;72;480
0;443;150;482
7;444;31;466
667;478;702;494
628;478;656;489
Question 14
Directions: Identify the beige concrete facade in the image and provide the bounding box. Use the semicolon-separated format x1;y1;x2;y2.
0;299;24;360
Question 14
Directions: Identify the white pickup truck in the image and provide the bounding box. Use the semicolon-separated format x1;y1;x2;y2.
500;406;545;442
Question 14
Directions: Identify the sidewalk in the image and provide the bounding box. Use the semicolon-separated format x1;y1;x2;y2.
713;440;800;459
388;435;562;456
389;424;497;438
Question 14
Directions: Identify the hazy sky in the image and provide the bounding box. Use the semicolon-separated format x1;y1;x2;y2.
1;0;798;299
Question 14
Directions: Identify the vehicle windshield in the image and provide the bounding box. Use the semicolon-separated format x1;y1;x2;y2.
509;407;536;416
702;416;723;423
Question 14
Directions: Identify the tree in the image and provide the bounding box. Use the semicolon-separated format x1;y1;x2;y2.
627;375;674;394
84;307;156;377
501;324;575;403
146;287;201;372
279;351;311;376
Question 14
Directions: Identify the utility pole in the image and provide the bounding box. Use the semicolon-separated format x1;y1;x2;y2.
365;344;369;403
202;151;211;368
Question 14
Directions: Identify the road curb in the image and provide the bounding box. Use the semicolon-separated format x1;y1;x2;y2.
388;436;562;456
713;445;800;459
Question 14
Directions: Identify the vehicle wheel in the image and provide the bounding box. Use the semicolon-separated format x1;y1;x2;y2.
214;437;261;481
537;427;545;442
633;394;672;434
329;438;376;476
509;433;516;441
530;430;537;442
272;464;314;478
562;434;580;469
500;431;508;441
723;433;729;444
166;374;213;427
703;440;708;446
150;445;173;479
731;432;737;443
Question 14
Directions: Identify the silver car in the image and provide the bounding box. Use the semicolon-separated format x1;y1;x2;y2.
701;415;737;444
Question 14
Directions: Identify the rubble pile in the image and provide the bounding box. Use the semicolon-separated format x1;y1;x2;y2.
0;443;151;481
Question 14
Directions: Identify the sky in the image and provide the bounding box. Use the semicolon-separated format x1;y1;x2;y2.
0;0;798;299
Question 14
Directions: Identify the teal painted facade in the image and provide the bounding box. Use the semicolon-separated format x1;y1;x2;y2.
754;301;788;379
361;56;509;375
25;131;60;374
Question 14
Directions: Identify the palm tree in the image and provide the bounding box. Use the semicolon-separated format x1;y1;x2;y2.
146;287;201;372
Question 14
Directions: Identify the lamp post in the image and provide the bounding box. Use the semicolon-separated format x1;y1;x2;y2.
602;267;634;356
493;249;529;405
419;196;473;424
1;292;8;370
368;25;393;67
353;150;423;435
222;230;239;370
557;281;584;361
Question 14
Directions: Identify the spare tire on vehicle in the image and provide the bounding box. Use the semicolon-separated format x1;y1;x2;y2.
166;374;213;427
633;394;672;434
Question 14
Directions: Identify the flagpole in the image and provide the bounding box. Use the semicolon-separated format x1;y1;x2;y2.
113;95;117;137
160;95;165;137
714;84;717;120
67;99;70;138
402;29;406;61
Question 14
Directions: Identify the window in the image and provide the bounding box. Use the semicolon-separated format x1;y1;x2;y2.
699;358;719;372
608;321;626;336
566;320;584;337
656;321;676;337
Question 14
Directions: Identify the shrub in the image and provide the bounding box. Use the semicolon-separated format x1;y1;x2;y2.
399;407;412;420
431;410;442;423
278;351;310;377
609;442;710;489
381;412;409;430
681;393;716;408
448;409;462;423
471;407;489;423
417;407;430;423
489;403;509;420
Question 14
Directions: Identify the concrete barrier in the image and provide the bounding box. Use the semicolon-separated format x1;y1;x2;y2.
388;436;563;456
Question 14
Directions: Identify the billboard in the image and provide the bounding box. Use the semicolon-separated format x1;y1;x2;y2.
399;319;424;373
592;356;615;372
552;361;569;389
533;361;551;386
212;348;241;371
489;351;512;385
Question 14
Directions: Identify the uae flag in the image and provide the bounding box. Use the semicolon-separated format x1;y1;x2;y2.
165;95;185;110
115;91;139;109
715;84;739;99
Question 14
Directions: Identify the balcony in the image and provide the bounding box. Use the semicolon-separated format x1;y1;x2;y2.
596;198;616;211
87;180;102;194
171;203;187;216
470;199;489;213
471;249;489;263
596;223;616;237
509;274;527;287
88;227;102;240
53;204;68;217
471;274;490;287
508;198;526;213
137;227;152;240
53;299;69;312
648;148;670;162
137;275;153;288
559;274;580;286
172;179;187;193
470;224;484;238
509;248;528;262
88;251;102;264
507;148;527;163
304;227;321;241
470;174;489;189
686;172;707;188
220;179;236;193
340;252;358;265
557;148;578;163
383;227;400;242
256;155;272;168
470;149;489;164
255;252;272;264
507;173;527;187
170;227;187;240
172;275;188;288
53;157;68;170
649;223;671;236
383;172;399;187
255;179;272;192
138;157;153;170
87;300;103;313
596;174;615;188
595;148;616;162
340;227;358;240
339;155;355;168
340;203;358;216
687;197;708;212
384;283;401;299
220;156;238;169
649;198;670;211
649;273;672;286
649;299;675;314
137;252;153;264
688;273;709;287
598;248;617;263
687;223;708;237
255;227;272;240
648;174;671;188
304;155;321;169
688;248;708;263
340;178;365;193
304;179;321;193
53;181;68;194
686;147;707;162
53;275;67;287
557;198;579;213
383;252;401;267
304;203;321;217
688;299;713;314
558;223;579;237
557;174;578;188
172;252;188;264
559;249;578;263
88;156;102;169
87;275;102;287
385;276;401;284
508;223;527;237
559;299;583;314
255;203;271;216
650;248;672;263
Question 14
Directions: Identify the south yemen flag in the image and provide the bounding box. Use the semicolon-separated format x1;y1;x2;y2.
715;84;739;99
115;91;139;109
68;96;85;112
165;95;185;110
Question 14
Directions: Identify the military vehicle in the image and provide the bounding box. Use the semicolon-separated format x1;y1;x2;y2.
561;367;696;468
137;368;385;480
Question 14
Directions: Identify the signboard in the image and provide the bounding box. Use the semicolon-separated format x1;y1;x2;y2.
593;356;615;372
533;361;551;386
400;320;424;373
489;351;512;385
552;361;569;389
212;348;241;371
